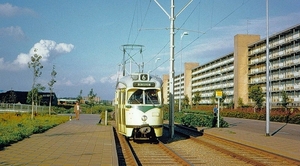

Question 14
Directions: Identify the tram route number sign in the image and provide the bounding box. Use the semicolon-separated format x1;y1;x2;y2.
216;90;222;98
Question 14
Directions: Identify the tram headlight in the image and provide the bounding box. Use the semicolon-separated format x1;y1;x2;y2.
141;115;148;121
152;112;159;117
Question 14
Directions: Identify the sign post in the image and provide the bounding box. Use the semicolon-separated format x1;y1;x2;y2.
216;90;222;128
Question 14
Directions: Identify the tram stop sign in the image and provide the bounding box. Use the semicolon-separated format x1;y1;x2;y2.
216;90;222;98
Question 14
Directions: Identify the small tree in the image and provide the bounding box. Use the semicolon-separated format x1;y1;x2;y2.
87;88;97;113
27;83;45;111
28;49;43;119
248;85;265;112
77;90;83;103
182;95;190;109
238;97;244;108
192;91;201;106
228;99;234;109
281;91;290;111
7;90;16;103
48;65;57;115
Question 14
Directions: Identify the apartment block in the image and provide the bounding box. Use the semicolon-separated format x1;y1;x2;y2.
248;24;300;107
174;63;199;104
162;23;300;109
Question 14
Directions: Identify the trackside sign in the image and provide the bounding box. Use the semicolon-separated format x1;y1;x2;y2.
216;91;222;98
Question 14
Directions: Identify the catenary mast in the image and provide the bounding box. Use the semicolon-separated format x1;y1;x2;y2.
154;0;193;138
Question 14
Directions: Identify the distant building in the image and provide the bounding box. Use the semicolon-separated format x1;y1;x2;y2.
83;96;101;103
0;90;58;106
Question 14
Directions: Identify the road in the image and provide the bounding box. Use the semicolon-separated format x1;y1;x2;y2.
223;117;300;140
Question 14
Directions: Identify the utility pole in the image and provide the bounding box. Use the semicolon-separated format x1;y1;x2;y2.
154;0;193;138
179;32;188;112
266;0;270;136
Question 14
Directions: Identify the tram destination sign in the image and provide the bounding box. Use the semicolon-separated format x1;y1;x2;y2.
133;82;155;87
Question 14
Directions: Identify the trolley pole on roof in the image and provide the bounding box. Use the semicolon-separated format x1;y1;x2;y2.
121;44;144;76
154;0;193;138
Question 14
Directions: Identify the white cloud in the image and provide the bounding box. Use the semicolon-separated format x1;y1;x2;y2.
0;3;35;17
81;76;96;85
13;53;31;66
29;40;74;61
55;43;74;53
0;39;74;71
100;72;121;84
0;26;25;40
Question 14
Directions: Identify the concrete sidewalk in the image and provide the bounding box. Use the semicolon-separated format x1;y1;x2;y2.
0;114;118;166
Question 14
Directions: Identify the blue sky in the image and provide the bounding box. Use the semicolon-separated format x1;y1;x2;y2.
0;0;299;100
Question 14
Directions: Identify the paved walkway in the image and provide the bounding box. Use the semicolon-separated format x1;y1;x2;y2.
204;117;300;161
0;114;118;166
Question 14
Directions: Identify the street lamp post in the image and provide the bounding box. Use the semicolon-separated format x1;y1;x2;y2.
217;72;222;128
179;32;188;112
155;58;161;76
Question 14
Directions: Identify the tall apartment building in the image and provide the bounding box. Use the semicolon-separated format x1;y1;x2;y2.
162;23;300;109
248;24;300;107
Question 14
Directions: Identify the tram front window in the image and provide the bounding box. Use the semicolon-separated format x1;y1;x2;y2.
128;89;143;104
145;89;159;104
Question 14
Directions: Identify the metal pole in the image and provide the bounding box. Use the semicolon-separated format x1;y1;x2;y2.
169;0;175;138
217;98;220;128
105;110;108;126
179;32;188;112
154;0;193;138
155;58;160;76
122;48;126;76
266;0;270;136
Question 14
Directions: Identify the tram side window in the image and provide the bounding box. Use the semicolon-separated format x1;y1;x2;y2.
128;89;143;104
145;89;159;104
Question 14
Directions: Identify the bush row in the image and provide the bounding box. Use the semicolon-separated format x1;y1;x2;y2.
0;113;69;148
192;105;300;124
162;105;229;128
221;108;300;124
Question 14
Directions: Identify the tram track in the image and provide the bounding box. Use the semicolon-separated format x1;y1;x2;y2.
114;126;192;165
174;124;300;166
129;139;192;166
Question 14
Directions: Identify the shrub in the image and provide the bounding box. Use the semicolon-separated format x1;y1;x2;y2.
221;108;300;124
0;113;68;148
162;104;229;128
181;113;229;128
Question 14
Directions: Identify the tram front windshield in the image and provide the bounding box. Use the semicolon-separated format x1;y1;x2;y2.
128;89;160;104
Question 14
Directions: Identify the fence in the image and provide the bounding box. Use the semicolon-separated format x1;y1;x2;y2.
0;103;49;114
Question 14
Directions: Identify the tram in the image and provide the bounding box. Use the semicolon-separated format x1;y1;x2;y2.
114;73;163;140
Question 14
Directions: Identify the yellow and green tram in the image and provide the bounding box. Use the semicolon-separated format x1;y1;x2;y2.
114;73;163;140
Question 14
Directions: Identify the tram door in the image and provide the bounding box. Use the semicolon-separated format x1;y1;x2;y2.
119;89;126;134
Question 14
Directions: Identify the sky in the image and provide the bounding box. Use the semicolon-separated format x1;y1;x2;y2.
0;0;299;100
